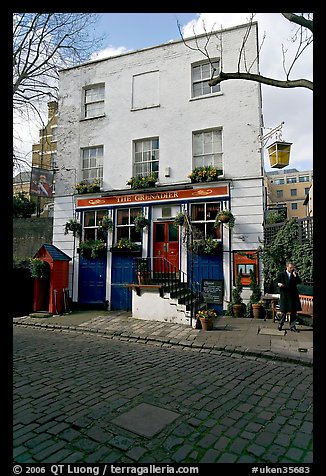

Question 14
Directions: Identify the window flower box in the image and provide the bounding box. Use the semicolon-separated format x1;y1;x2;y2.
188;166;222;183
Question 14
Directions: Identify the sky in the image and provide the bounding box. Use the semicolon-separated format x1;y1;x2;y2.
15;12;313;174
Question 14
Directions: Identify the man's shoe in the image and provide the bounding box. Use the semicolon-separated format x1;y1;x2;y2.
278;324;283;331
290;326;299;333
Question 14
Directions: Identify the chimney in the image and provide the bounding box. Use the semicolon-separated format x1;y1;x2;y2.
47;101;58;119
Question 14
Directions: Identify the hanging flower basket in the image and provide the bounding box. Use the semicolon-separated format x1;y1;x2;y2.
173;211;188;227
98;215;113;232
64;218;82;237
214;209;235;228
133;214;149;232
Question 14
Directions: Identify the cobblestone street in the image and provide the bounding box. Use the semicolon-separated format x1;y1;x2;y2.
13;326;313;464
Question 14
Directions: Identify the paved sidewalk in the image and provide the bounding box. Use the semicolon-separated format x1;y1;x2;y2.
13;309;313;366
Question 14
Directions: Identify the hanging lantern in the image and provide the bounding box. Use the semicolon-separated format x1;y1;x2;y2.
267;141;292;169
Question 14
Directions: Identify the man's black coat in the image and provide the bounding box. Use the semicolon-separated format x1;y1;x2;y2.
276;270;302;313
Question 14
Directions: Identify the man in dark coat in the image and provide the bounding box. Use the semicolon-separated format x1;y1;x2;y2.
276;261;302;332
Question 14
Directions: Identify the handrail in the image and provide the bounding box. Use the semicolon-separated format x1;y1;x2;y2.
133;256;201;324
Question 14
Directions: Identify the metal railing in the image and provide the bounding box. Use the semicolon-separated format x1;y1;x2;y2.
133;256;201;324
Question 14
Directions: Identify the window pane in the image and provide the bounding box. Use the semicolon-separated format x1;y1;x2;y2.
84;211;95;227
130;208;142;221
96;210;106;224
207;222;221;239
155;224;165;242
192;223;205;238
206;203;219;220
130;228;141;242
168;224;178;242
84;229;95;241
117;209;129;225
191;204;205;221
117;227;129;240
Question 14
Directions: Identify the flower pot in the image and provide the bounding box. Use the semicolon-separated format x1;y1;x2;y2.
218;214;230;223
199;317;213;331
252;303;263;319
232;303;244;318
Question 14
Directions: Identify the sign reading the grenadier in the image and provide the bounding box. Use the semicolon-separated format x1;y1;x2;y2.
76;185;229;208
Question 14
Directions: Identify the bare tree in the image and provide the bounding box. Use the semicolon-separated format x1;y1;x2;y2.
178;13;313;91
13;13;106;170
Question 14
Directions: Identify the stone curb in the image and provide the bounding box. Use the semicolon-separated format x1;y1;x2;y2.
13;320;313;368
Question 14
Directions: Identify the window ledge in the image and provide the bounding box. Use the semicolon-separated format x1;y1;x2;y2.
80;114;106;122
131;104;160;112
189;92;223;102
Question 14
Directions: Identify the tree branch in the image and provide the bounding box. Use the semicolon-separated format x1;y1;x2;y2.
209;71;313;90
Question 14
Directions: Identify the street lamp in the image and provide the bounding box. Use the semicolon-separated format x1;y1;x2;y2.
259;122;292;169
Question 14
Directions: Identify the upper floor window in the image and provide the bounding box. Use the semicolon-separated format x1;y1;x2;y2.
193;129;223;170
299;175;310;182
192;61;220;98
304;187;310;195
274;178;285;185
291;203;298;210
116;207;142;242
290;189;297;196
51;126;57;142
81;146;103;183
83;84;105;119
276;190;283;198
190;202;222;240
287;177;297;184
134;138;159;177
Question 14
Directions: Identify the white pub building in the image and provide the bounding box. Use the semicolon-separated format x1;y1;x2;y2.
53;22;265;325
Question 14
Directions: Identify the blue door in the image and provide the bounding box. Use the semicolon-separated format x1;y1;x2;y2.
111;254;135;310
78;256;106;304
188;253;224;314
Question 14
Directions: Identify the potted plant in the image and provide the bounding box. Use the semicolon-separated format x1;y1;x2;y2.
247;269;263;319
98;215;113;232
29;258;49;278
188;166;222;183
133;213;149;232
215;209;235;228
196;307;218;330
74;178;101;194
231;271;245;317
127;173;157;189
173;211;188;227
79;239;107;259
136;258;151;284
110;238;141;253
64;218;82;237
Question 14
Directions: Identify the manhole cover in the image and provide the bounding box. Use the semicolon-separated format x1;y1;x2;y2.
111;403;179;438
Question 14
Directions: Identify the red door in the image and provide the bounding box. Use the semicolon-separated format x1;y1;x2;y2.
153;222;179;271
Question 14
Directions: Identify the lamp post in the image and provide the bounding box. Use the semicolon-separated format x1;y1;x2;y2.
259;122;292;169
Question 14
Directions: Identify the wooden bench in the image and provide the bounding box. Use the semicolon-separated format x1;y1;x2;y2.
274;294;313;325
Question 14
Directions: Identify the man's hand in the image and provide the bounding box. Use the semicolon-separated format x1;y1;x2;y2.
278;282;284;287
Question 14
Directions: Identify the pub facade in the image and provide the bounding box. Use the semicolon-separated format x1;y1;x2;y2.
53;22;265;324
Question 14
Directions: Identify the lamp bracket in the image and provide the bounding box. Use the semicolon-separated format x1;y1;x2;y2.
259;122;285;147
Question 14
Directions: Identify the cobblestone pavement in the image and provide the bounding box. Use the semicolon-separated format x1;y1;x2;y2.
13;310;313;366
13;326;313;464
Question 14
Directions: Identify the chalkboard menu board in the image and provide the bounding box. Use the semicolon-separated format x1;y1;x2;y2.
202;279;223;304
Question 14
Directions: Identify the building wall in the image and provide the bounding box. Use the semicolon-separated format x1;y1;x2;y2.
53;23;264;309
266;169;313;219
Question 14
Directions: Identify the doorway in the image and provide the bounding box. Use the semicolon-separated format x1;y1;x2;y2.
153;221;179;271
